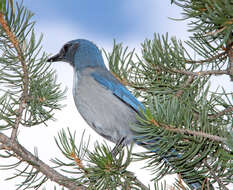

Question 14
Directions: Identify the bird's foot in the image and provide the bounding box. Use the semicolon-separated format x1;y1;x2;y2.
111;136;125;157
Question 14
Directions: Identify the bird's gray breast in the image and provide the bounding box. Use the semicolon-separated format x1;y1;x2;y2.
72;68;136;144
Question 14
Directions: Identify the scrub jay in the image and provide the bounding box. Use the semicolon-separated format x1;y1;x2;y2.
48;39;144;146
48;39;211;190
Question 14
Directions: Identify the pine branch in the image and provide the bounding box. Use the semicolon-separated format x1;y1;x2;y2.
108;34;232;188
227;41;233;81
150;119;226;143
176;76;195;97
209;106;233;120
127;171;150;190
177;174;186;190
0;132;87;190
0;11;29;140
185;51;227;64
54;129;150;190
170;68;228;76
0;1;70;189
111;71;147;91
202;159;229;190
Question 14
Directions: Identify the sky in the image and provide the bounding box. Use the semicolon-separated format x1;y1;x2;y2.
0;0;232;189
23;0;188;43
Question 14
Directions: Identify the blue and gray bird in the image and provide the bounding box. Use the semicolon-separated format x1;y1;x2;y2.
48;39;211;190
48;39;144;146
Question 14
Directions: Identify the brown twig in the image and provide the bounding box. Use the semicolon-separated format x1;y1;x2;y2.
192;106;233;121
178;173;186;190
0;132;87;190
227;41;233;81
171;68;228;76
150;119;226;143
209;106;233;120
185;51;227;64
71;152;85;170
0;13;29;140
200;177;210;190
111;71;147;91
176;75;195;97
202;159;229;190
205;26;227;36
127;171;150;190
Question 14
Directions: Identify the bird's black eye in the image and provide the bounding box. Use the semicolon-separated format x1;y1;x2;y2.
63;43;71;53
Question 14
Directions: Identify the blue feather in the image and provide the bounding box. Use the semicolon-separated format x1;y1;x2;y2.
91;70;145;113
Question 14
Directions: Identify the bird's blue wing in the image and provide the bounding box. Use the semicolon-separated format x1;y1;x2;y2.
91;70;144;113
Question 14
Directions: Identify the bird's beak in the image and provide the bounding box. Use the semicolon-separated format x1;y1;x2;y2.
47;53;62;62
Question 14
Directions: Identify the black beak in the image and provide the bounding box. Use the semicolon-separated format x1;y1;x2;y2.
47;53;62;62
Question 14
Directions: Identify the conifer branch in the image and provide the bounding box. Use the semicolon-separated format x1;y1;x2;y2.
127;171;150;190
185;51;227;64
205;26;228;36
0;132;87;190
150;119;226;143
170;68;228;76
0;12;29;140
227;41;233;81
176;76;195;97
178;173;186;190
203;159;229;190
111;71;147;91
209;106;233;120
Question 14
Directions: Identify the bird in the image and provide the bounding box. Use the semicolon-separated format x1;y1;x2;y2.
47;39;144;146
47;39;212;190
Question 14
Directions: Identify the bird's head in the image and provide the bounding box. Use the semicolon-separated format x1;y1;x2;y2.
47;39;106;70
